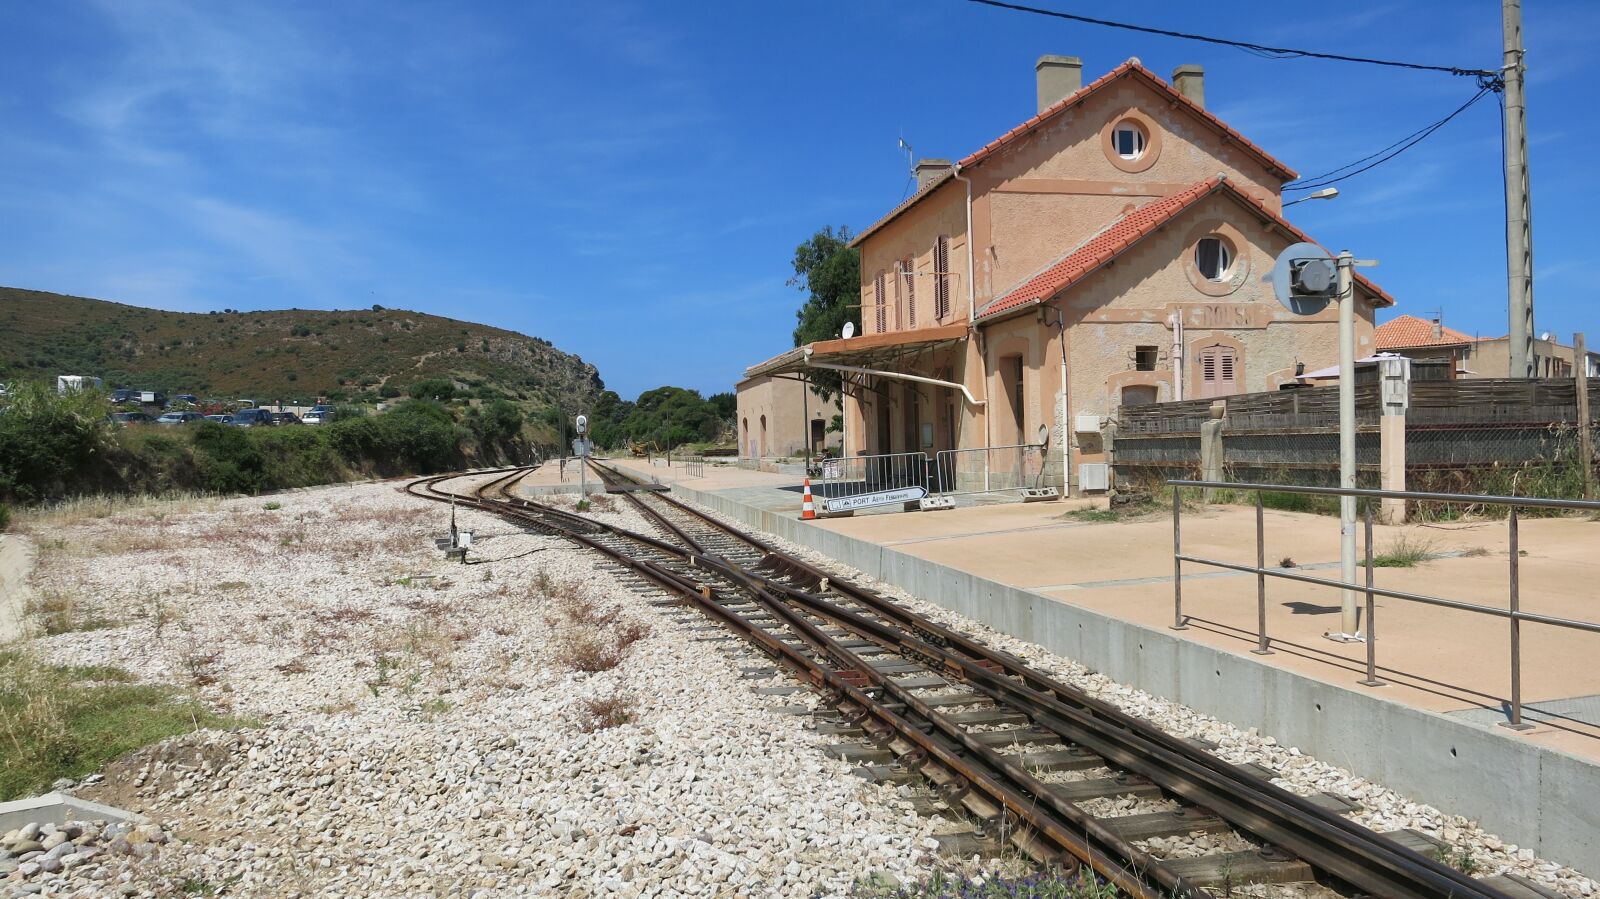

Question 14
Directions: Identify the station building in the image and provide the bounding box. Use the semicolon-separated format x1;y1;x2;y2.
743;56;1395;493
734;372;828;460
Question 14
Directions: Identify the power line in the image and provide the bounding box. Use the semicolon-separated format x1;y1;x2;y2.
963;0;1496;78
1285;86;1496;191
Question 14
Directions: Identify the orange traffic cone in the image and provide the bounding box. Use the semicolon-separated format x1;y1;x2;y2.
801;478;817;520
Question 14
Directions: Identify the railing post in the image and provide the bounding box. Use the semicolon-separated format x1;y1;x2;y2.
1171;487;1187;630
1359;502;1385;686
1502;506;1533;730
1253;491;1271;654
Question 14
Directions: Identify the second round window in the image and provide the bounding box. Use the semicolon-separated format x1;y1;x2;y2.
1195;236;1234;281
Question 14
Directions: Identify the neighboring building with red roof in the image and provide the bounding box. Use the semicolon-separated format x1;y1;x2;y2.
742;56;1395;493
1376;314;1598;379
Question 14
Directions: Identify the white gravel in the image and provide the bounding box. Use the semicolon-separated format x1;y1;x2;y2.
661;492;1600;898
8;476;973;898
11;474;1596;897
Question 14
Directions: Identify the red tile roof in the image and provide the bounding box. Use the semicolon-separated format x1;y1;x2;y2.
976;175;1395;322
851;59;1297;248
1375;314;1476;349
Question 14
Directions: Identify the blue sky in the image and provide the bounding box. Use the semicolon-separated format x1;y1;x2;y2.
1;2;1594;399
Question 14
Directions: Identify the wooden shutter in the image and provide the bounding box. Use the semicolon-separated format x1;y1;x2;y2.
1197;344;1240;398
934;236;950;320
906;258;918;326
893;262;904;330
874;271;886;333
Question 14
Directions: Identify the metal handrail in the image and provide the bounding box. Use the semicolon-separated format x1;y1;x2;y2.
1168;479;1600;512
1167;478;1600;730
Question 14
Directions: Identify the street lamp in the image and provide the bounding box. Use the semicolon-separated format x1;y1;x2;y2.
1283;187;1339;208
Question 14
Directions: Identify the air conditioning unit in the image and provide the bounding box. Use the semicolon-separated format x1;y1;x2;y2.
1078;463;1109;492
1073;414;1102;434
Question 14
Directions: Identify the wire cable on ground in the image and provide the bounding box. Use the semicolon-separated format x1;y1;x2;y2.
962;0;1496;78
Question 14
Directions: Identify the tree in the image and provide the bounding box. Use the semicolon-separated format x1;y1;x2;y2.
789;225;860;401
408;378;454;402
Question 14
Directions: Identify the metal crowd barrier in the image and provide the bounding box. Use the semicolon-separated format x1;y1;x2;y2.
813;451;930;502
932;443;1046;497
736;457;760;471
1167;478;1600;730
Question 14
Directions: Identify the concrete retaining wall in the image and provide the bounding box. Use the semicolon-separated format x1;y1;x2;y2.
665;480;1600;876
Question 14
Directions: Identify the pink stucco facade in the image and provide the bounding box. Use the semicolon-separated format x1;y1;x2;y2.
803;59;1391;493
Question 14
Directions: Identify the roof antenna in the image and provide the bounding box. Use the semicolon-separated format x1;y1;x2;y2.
898;133;914;176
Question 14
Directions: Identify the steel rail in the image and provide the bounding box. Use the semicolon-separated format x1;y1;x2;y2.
585;460;1513;899
415;468;1185;898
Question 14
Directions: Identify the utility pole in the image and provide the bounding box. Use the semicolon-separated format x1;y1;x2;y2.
1503;0;1535;378
1577;332;1593;500
1332;250;1361;641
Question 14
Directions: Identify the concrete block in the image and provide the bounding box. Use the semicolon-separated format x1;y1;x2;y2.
0;793;146;831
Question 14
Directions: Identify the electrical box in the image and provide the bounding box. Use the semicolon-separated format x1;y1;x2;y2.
1073;414;1102;434
1078;463;1109;492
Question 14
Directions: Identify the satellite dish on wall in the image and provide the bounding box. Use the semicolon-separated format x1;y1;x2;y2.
1269;242;1336;316
842;322;855;339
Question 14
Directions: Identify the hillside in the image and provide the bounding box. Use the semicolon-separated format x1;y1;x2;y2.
0;287;602;408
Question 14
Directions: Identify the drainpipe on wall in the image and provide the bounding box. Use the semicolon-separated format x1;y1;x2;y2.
1169;312;1185;401
951;162;992;466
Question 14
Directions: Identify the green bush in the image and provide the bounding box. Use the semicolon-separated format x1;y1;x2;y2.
0;504;10;532
0;382;111;503
191;422;269;494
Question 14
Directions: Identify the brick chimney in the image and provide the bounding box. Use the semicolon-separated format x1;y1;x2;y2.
1432;315;1444;340
914;158;952;190
1172;64;1205;107
1035;55;1083;112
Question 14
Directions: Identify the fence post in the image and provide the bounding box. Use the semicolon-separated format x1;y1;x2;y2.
1503;507;1534;730
1359;502;1385;686
1171;488;1187;630
1378;356;1410;523
1199;405;1225;502
1252;491;1271;654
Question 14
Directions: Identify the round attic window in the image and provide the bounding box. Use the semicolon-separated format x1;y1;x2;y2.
1112;121;1147;160
1195;236;1235;282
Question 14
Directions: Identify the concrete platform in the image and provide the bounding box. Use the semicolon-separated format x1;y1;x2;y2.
602;456;1600;875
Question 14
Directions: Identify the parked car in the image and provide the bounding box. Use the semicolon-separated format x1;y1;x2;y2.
156;411;203;425
204;414;235;424
111;411;154;425
111;388;138;403
302;410;328;425
174;394;199;404
230;409;274;427
270;411;303;426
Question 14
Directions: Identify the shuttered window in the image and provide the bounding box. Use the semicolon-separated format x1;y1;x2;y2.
1197;344;1240;398
934;235;950;320
874;271;886;333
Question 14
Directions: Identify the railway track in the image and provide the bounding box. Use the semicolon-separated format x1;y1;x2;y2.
407;462;1527;899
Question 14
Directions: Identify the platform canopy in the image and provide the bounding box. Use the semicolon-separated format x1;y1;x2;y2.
742;323;969;381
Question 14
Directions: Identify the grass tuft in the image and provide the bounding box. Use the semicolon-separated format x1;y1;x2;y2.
1372;534;1434;568
577;693;634;731
0;650;242;801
